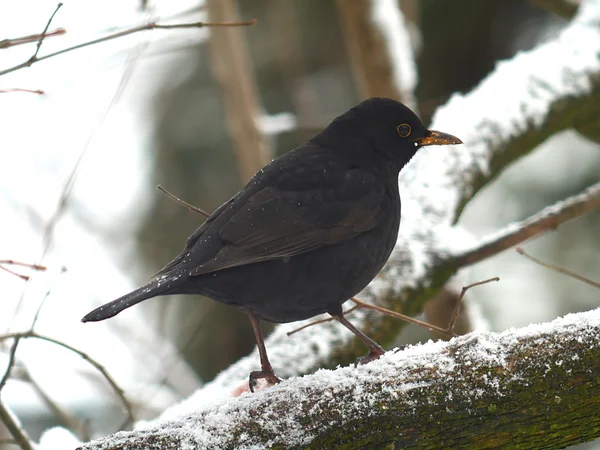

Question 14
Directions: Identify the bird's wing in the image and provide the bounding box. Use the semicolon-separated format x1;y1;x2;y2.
189;166;386;276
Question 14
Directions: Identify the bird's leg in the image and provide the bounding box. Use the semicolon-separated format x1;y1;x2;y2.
247;312;281;392
331;312;385;364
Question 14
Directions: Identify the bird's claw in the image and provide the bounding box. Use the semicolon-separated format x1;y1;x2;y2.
248;370;281;393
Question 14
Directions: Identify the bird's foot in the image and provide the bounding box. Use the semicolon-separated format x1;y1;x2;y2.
248;370;281;393
354;348;385;366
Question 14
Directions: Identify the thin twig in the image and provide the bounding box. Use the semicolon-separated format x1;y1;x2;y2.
0;265;29;281
0;28;66;49
0;331;134;426
0;400;35;450
157;185;211;217
517;247;600;289
452;181;600;268
0;88;45;95
30;3;64;62
287;305;361;336
287;278;500;338
0;18;256;77
0;337;21;391
0;260;47;271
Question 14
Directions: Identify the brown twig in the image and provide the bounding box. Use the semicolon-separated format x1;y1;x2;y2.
286;305;361;336
0;18;256;77
0;400;35;450
0;260;47;271
0;88;45;95
287;278;500;338
452;181;600;268
0;28;66;49
0;331;134;427
517;247;600;289
157;185;210;218
0;260;47;281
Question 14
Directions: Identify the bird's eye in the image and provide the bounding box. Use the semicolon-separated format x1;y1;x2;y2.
397;123;411;138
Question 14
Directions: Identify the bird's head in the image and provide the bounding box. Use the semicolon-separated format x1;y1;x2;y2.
317;98;462;172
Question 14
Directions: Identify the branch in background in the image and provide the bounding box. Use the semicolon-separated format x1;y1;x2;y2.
0;28;65;49
207;0;272;182
0;400;35;450
530;0;580;19
0;12;256;77
336;0;416;108
80;309;600;449
0;331;135;429
517;246;600;289
0;88;45;95
451;181;600;268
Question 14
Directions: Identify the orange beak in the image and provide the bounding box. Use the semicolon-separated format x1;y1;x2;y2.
413;130;462;147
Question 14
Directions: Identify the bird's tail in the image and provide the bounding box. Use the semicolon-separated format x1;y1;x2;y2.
81;277;177;323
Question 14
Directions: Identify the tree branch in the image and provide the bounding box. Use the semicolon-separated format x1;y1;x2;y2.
207;0;272;182
79;309;600;449
0;18;256;77
0;331;134;428
451;180;600;268
336;0;416;107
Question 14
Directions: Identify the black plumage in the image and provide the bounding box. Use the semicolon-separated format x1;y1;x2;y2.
82;98;461;390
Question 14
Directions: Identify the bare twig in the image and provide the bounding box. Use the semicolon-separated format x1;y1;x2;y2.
157;185;210;217
287;278;499;338
0;266;29;281
0;331;134;427
0;337;21;391
0;88;45;95
452;181;600;268
0;28;66;49
0;400;35;450
517;247;600;289
31;3;64;62
0;260;47;271
286;305;361;336
0;18;256;77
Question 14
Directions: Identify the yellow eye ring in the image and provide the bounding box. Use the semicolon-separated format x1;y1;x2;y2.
397;123;411;138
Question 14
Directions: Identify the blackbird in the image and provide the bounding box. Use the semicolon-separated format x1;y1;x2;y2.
82;98;461;390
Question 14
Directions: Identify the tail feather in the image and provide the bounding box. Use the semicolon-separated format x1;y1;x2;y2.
82;278;176;322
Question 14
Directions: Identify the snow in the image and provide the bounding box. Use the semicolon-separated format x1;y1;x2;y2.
83;306;600;448
370;0;418;109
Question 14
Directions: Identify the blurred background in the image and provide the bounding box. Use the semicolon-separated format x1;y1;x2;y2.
0;0;598;447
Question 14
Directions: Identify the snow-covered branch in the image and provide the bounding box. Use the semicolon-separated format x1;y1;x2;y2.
80;308;600;449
